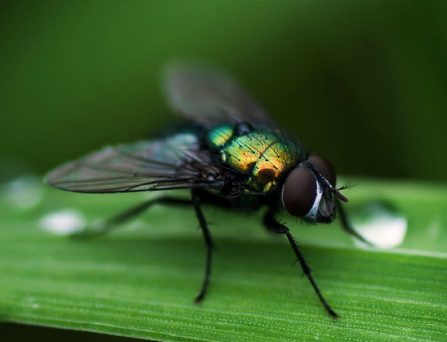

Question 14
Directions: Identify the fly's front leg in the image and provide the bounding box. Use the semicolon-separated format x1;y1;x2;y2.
263;210;339;320
335;199;373;246
72;197;192;239
191;189;215;303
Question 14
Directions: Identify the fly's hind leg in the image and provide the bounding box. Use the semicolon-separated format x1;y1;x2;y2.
263;210;339;320
72;197;192;239
191;189;215;304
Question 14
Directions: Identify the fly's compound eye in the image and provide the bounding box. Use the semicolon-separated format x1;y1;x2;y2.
281;167;316;217
307;156;336;187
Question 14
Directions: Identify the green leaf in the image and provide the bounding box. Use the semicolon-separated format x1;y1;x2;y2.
0;177;446;341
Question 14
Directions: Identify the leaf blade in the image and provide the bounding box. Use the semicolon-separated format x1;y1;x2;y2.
0;178;446;341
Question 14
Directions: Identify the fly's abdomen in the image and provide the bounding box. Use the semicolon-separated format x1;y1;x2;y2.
210;127;299;193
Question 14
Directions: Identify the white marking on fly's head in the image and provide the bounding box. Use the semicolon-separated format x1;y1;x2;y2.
304;179;322;221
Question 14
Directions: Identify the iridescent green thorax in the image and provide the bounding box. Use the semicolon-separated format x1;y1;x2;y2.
209;125;300;194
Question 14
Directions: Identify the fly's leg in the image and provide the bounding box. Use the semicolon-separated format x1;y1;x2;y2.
191;189;214;304
72;197;192;239
263;210;340;320
74;189;216;304
335;199;373;246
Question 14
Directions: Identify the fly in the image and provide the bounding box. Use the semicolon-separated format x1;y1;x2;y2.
45;63;369;319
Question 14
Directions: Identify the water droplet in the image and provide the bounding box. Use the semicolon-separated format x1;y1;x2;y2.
351;201;407;248
2;174;45;210
39;209;86;235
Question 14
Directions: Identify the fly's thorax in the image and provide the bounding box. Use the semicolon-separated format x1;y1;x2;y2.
210;126;299;194
246;139;299;193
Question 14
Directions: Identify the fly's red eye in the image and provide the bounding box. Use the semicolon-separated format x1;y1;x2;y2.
281;167;316;217
308;156;336;187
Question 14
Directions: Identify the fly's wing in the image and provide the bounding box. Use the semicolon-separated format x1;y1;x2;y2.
45;133;217;193
164;62;278;128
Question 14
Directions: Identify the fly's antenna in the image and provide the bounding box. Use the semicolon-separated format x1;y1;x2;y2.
332;188;348;203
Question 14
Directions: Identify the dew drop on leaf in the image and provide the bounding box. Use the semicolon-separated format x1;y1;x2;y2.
351;201;407;248
39;209;86;235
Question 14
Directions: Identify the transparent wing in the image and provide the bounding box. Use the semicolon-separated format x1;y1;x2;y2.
164;62;278;128
45;133;218;193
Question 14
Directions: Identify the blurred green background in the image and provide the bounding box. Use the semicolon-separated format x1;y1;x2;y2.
1;0;447;182
1;2;447;340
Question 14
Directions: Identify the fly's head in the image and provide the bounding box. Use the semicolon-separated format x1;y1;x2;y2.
281;156;348;223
